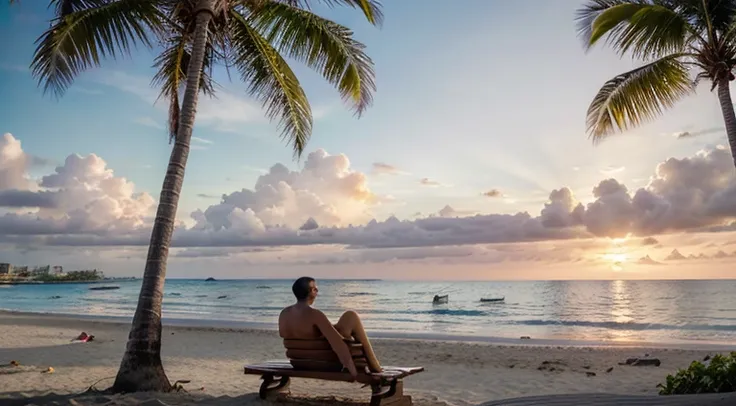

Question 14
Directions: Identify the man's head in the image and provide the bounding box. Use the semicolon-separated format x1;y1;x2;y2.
292;276;317;304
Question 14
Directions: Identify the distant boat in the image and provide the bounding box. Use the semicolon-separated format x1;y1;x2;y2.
480;296;505;303
205;277;216;282
89;286;120;291
432;294;448;304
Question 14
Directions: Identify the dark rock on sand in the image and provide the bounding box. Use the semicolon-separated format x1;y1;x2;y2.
585;372;596;377
606;367;614;373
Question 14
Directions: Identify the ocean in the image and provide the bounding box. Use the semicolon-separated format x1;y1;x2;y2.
2;279;736;345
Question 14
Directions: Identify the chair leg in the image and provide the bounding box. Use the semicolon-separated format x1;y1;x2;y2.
370;380;411;406
258;374;291;399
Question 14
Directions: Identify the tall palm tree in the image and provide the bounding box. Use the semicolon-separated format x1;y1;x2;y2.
576;0;736;170
20;0;381;392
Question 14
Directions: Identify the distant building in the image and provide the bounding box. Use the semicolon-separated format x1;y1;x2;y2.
0;263;12;275
13;266;29;277
51;265;63;275
32;265;50;276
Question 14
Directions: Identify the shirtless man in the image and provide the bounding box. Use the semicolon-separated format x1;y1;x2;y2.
278;276;382;377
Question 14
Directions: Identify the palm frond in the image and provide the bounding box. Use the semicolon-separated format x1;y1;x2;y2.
151;33;217;142
586;54;694;141
50;0;110;18
274;0;383;26
249;1;375;116
30;0;164;98
575;0;637;49
228;10;312;158
588;2;697;58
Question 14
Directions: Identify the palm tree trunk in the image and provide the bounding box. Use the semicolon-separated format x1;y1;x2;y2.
112;0;215;393
717;79;736;170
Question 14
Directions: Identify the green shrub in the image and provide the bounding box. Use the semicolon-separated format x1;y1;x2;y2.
657;352;736;395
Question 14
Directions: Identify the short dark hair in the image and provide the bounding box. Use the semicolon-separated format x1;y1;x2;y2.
292;276;315;300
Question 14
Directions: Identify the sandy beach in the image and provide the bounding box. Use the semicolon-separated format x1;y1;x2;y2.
0;311;730;406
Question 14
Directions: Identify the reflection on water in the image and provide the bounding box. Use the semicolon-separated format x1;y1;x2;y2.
2;279;736;344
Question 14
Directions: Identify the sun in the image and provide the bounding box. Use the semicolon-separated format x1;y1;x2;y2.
602;252;628;271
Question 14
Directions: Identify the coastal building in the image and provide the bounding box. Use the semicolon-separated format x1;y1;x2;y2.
51;265;63;275
31;265;50;276
12;266;29;277
0;263;12;275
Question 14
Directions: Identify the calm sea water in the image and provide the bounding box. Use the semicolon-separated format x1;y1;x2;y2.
1;279;736;345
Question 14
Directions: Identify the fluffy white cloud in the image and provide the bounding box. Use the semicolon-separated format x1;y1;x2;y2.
2;134;736;252
0;133;155;237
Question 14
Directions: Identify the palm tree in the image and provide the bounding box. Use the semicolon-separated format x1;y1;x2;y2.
576;0;736;170
19;0;381;392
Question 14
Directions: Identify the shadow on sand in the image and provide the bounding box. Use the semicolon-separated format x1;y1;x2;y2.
0;390;376;406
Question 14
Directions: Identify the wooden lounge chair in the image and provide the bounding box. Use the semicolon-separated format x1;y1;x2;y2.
243;338;424;406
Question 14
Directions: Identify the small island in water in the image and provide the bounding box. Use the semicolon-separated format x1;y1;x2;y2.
0;263;134;285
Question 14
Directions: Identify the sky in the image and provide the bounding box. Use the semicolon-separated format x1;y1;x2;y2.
1;0;735;280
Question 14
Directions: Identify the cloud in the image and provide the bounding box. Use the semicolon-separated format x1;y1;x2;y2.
482;189;503;198
637;255;663;265
4;134;736;253
371;162;402;175
192;137;213;145
196;193;221;199
134;117;165;130
0;133;155;237
419;178;442;187
93;71;263;134
640;236;659;246
665;249;687;260
672;127;723;139
599;166;625;176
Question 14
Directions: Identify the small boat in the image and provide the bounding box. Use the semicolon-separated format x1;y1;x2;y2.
480;296;505;303
89;286;120;291
432;294;448;304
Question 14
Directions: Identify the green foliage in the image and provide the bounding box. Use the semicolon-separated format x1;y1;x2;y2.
33;269;104;282
17;0;381;158
657;352;736;395
576;0;736;141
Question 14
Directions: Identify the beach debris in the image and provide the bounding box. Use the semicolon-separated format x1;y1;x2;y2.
72;332;94;343
508;364;515;368
42;367;54;374
618;357;661;367
585;371;596;377
10;360;19;367
538;360;566;372
606;367;614;373
582;365;591;370
703;354;711;361
520;336;531;340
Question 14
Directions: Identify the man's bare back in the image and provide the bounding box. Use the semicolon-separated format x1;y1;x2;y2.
278;304;324;339
278;277;383;375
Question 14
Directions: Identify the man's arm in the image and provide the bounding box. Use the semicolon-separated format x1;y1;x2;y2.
314;311;358;378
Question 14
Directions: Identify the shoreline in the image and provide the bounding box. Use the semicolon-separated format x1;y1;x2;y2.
1;310;733;405
2;309;734;351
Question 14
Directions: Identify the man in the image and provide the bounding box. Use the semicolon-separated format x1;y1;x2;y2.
278;276;382;376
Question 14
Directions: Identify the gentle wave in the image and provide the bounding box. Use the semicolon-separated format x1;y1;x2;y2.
3;279;736;344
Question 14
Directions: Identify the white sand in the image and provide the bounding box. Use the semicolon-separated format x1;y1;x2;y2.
0;311;728;405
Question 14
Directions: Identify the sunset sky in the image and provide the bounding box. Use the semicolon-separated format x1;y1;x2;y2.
1;1;735;280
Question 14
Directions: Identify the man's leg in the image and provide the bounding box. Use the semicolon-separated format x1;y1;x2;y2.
334;310;382;372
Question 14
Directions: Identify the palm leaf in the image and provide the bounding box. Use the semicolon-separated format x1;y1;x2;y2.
151;33;217;142
586;54;694;141
588;2;697;58
228;10;312;158
275;0;383;26
50;0;110;18
30;0;164;98
248;1;375;116
575;0;637;48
